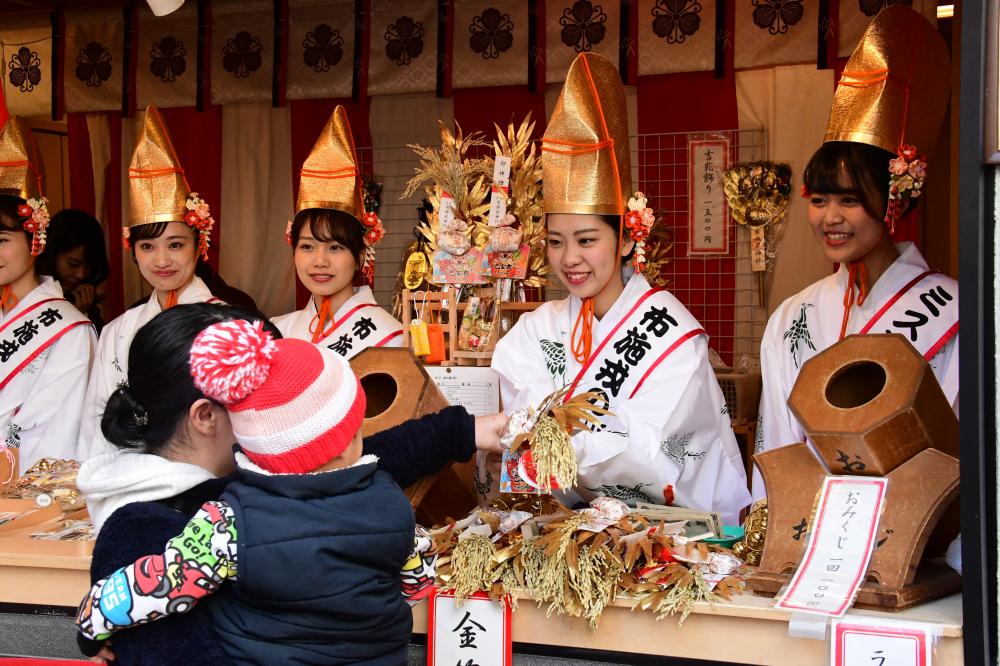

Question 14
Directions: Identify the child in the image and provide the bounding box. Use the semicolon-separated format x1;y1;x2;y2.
78;318;426;664
0;115;97;469
272;106;404;357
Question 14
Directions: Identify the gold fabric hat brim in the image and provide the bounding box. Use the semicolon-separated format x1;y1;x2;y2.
0;115;44;202
128;105;191;227
824;5;950;155
542;52;631;217
296;105;361;220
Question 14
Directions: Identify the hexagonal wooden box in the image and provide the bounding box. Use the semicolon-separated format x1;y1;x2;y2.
788;334;958;477
350;347;476;525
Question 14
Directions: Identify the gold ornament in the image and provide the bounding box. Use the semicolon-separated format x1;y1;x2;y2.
541;52;631;216
403;250;429;290
824;5;949;156
731;499;768;566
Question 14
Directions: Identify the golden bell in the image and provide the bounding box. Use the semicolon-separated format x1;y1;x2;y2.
0;115;44;202
296;105;361;219
128;106;190;227
824;5;949;156
542;53;631;216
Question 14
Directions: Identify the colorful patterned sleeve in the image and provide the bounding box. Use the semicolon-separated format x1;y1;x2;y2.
76;500;239;641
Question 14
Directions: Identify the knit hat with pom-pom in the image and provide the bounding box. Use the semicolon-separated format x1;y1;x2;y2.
189;319;366;474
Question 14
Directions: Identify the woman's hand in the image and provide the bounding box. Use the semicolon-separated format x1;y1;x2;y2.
71;284;97;312
473;412;508;455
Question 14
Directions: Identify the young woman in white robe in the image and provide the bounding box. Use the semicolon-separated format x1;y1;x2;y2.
271;208;403;358
754;142;958;499
77;107;223;461
0;194;96;471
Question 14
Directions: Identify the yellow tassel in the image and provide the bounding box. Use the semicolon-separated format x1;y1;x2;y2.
530;415;577;492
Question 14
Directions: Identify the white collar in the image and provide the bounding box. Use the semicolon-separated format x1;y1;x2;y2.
235;451;378;476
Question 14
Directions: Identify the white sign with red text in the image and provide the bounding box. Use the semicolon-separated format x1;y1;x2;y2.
831;618;934;666
427;589;512;666
775;476;888;617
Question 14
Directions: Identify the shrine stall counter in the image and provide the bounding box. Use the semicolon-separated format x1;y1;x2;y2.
411;591;964;665
0;535;94;607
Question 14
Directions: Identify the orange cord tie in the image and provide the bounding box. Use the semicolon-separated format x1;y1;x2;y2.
128;167;185;179
571;297;595;364
300;166;358;180
838;262;870;341
162;290;179;310
541;138;615;156
309;296;334;344
0;285;17;313
838;67;889;88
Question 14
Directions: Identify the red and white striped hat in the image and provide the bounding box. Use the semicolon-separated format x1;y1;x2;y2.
189;319;366;474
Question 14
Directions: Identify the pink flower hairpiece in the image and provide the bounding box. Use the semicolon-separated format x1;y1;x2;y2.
18;197;50;256
885;144;927;234
624;192;656;271
184;192;214;260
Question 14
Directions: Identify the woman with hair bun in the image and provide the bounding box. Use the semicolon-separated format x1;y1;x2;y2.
75;302;504;664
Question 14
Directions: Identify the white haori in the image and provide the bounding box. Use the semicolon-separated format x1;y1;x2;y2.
754;242;959;499
492;270;751;525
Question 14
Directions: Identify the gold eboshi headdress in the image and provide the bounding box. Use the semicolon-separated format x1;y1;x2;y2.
292;105;383;286
127;106;214;259
0;115;50;255
542;53;654;363
823;5;949;232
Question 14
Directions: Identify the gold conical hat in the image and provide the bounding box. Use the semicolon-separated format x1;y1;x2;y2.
296;105;360;219
825;5;949;155
128;105;190;227
542;53;631;217
0;115;44;201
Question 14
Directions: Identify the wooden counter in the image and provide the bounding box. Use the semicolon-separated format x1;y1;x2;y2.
412;591;964;665
0;536;93;607
0;536;965;665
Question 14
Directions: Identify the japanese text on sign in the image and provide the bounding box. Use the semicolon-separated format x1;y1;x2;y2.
831;619;934;666
688;139;730;255
428;589;512;666
775;476;888;617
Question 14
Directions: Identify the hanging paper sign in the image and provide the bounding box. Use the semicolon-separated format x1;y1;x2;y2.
63;8;124;113
734;0;817;69
1;14;54;117
432;248;487;284
750;226;766;272
368;0;438;95
775;476;888;617
837;1;938;58
487;185;508;228
427;589;512;666
453;0;528;89
688;139;729;256
831;619;935;666
545;0;621;83
287;0;356;100
483;244;530;279
439;191;457;229
136;3;198;110
637;0;716;75
493;155;512;187
211;0;274;105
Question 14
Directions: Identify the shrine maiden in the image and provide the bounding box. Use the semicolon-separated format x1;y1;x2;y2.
0;116;95;470
272;106;403;357
754;7;957;498
491;53;750;525
77;107;222;461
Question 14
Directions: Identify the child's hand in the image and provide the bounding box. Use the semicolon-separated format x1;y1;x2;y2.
474;412;508;454
90;641;115;663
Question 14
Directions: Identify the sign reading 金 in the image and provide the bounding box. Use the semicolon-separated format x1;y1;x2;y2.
688;139;730;255
427;589;512;666
775;476;888;617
